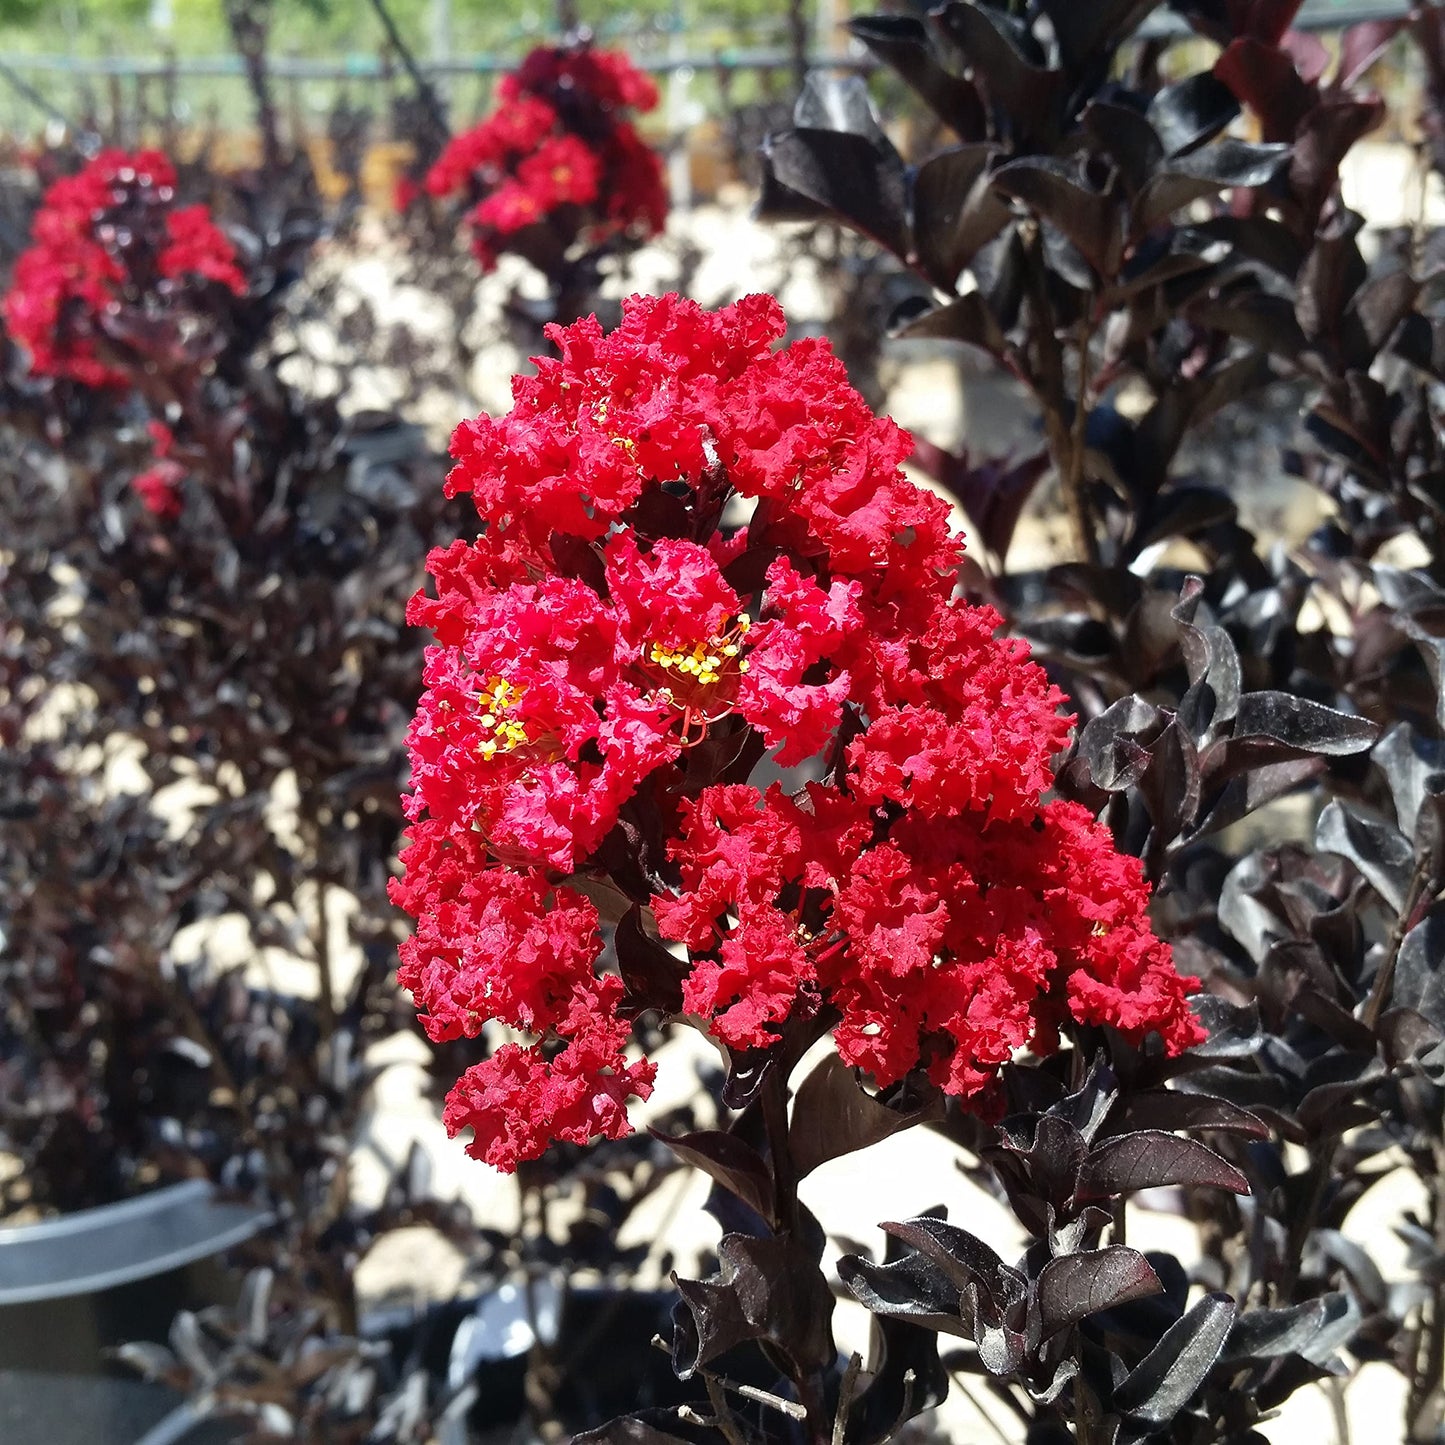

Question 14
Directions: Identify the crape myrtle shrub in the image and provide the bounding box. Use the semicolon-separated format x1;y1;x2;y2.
0;145;457;1241
396;33;669;347
718;1;1445;1442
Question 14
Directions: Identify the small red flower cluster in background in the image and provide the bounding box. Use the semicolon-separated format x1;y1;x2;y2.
420;41;666;271
2;148;245;390
131;420;186;520
392;293;1205;1172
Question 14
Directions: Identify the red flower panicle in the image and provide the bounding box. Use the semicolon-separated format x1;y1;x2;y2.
131;420;186;520
2;149;245;387
422;40;666;271
393;293;1204;1172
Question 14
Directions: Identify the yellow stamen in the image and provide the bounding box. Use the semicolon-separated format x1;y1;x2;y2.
642;614;753;697
474;675;528;760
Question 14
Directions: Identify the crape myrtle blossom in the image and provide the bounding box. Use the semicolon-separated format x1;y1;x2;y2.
2;149;245;389
421;40;666;271
392;292;1204;1172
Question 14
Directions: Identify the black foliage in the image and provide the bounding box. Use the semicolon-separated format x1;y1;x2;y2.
736;3;1445;1443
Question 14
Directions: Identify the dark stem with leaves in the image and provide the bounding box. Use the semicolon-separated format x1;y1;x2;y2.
365;0;450;149
1364;857;1434;1029
223;0;284;174
759;1062;830;1445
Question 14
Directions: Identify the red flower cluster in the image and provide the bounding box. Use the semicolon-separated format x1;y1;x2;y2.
421;42;666;271
393;293;1204;1172
131;420;186;521
2;149;244;388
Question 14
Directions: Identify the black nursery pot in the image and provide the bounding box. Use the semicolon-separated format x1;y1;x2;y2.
0;1179;268;1375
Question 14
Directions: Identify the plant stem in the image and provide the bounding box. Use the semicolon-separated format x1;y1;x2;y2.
314;875;337;1047
1327;1375;1351;1445
761;1061;798;1235
1407;1140;1445;1440
1065;319;1100;569
366;0;449;146
787;0;809;92
1074;1376;1099;1445
1020;227;1098;567
759;1061;830;1445
1281;1136;1337;1299
1363;857;1432;1029
223;0;283;175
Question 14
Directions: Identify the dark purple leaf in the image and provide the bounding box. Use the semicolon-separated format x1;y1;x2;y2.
838;1245;970;1337
672;1233;835;1377
993;157;1122;277
1135;141;1289;232
1135;353;1271;488
1393;312;1445;382
1195;214;1306;275
754;164;832;225
1082;102;1165;195
1297;217;1369;348
1231;691;1380;758
1047;1061;1121;1145
931;2;1063;142
1214;37;1316;140
790;1053;941;1178
1036;0;1157;69
1113;1293;1236;1425
1174;582;1244;733
911;144;1010;291
893;292;1009;358
762;129;910;258
1223;1293;1357;1364
847;15;986;139
1399;607;1445;731
1104;1091;1270;1139
1148;72;1241;156
1076;1131;1250;1200
1036;1248;1163;1338
793;70;893;144
650;1128;774;1224
1392;905;1445;1031
1296;1056;1386;1135
880;1217;1027;1321
1373;724;1445;841
1132;486;1237;555
1191;291;1308;360
1315;1230;1390;1310
1196;757;1326;839
1112;228;1229;301
1337;18;1404;89
1314;799;1413;913
615;905;683;1013
1377;1007;1445;1068
908;439;1048;559
1347;269;1418;359
1137;716;1203;846
1078;696;1161;792
992;1112;1091;1214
